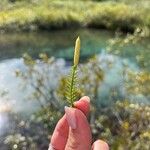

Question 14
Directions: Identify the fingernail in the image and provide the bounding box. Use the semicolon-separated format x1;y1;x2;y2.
82;96;90;103
92;140;109;150
65;106;77;129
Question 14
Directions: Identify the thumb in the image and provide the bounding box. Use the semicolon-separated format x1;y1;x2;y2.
64;106;92;150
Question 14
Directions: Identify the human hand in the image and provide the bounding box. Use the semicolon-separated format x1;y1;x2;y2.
49;96;109;150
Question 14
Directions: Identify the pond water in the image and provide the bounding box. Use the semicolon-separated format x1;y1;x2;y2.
0;29;149;138
0;29;113;60
0;29;149;67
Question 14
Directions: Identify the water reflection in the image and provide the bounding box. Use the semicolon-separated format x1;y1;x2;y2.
0;29;150;69
0;29;149;69
0;29;113;60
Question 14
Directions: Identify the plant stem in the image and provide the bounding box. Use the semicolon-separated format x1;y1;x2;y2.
70;65;77;107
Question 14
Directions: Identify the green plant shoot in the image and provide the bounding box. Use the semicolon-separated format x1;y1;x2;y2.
65;37;80;107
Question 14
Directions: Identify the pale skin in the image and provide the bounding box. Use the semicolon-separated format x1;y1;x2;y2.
49;96;109;150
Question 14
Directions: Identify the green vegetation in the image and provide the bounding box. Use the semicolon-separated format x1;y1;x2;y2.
0;0;150;32
3;50;149;149
65;37;80;107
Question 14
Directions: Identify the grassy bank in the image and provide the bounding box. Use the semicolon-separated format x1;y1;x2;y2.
0;0;150;32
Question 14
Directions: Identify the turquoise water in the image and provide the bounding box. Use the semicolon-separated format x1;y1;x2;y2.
0;29;149;69
0;29;113;60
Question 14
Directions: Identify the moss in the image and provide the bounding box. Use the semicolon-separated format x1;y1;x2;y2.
85;3;143;32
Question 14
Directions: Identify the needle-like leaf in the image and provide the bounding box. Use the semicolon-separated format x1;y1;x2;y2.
65;37;80;107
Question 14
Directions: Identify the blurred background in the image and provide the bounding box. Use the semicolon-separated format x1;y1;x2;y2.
0;0;150;149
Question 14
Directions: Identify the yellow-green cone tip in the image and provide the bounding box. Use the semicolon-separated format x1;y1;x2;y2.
74;36;80;66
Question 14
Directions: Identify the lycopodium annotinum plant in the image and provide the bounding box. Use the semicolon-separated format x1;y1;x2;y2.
65;37;80;107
